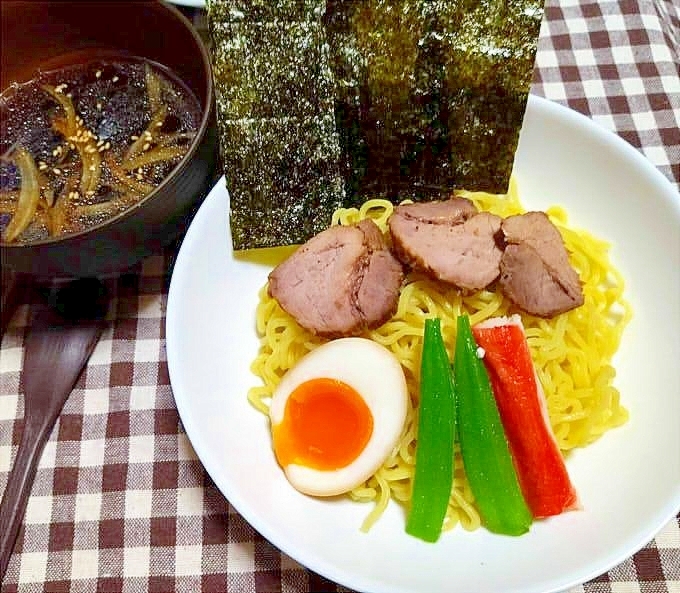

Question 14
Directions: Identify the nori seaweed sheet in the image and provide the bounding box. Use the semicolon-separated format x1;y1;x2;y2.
209;7;345;248
208;0;544;250
222;116;345;249
207;0;326;22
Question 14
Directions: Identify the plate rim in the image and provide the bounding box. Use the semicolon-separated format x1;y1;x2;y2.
166;0;205;7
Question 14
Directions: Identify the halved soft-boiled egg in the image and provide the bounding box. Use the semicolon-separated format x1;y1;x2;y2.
269;337;408;497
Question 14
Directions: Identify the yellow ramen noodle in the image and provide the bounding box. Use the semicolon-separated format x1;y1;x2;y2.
248;181;632;532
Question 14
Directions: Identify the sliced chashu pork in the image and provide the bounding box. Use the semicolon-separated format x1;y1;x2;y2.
499;211;584;317
268;218;404;337
388;197;503;291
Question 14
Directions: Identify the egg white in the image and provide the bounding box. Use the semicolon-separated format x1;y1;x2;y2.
269;337;409;497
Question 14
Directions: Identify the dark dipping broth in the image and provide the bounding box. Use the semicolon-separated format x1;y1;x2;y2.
0;56;201;244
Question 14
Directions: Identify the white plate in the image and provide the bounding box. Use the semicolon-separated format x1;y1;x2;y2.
166;94;680;593
167;0;205;7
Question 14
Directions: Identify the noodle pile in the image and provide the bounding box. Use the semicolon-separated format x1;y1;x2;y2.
247;181;632;532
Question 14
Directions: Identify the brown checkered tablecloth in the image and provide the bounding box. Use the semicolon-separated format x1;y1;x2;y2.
1;1;679;592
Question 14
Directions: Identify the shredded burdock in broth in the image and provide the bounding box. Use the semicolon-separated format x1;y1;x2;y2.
0;57;201;243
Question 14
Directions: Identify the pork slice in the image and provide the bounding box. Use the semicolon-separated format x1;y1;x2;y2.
267;219;404;337
499;211;584;317
355;218;385;250
389;198;503;291
390;196;478;225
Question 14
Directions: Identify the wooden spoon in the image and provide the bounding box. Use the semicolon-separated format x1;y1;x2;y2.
0;279;107;580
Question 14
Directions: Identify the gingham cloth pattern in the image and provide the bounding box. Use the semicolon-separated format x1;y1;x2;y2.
532;0;680;189
1;1;679;592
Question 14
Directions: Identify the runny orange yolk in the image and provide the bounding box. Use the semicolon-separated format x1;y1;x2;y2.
272;377;374;471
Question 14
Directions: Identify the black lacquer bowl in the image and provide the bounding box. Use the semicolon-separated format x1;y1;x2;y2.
0;0;217;278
